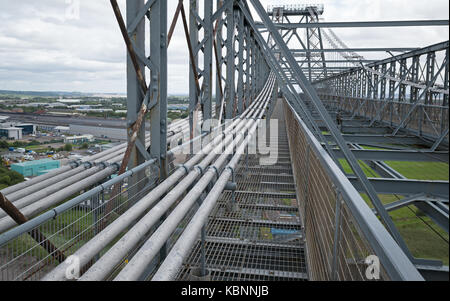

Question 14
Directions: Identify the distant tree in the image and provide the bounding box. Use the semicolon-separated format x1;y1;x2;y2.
0;140;9;149
80;143;89;149
8;170;24;185
27;140;41;146
64;144;73;152
0;175;11;186
0;164;24;187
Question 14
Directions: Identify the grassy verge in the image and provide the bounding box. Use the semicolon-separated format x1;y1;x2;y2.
335;145;449;264
384;161;449;181
361;193;449;265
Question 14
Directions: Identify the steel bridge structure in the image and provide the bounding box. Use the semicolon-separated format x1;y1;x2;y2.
0;0;448;281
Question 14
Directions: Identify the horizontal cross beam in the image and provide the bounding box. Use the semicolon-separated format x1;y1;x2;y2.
348;177;449;198
256;20;449;29
333;149;449;163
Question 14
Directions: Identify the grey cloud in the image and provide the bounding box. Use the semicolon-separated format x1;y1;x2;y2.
0;0;448;94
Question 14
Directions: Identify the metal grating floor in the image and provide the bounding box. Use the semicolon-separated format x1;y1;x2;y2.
176;101;308;281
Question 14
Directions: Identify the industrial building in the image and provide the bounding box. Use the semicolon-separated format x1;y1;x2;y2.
0;116;10;123
0;127;23;140
64;134;95;144
16;124;36;135
11;159;60;177
0;122;36;139
54;126;70;133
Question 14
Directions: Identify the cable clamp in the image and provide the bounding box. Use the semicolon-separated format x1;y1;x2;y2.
96;162;108;169
178;164;190;175
195;165;204;176
226;166;235;178
70;160;80;168
208;165;220;179
111;162;121;172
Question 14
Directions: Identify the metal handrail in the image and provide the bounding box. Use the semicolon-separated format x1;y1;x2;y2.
284;99;424;281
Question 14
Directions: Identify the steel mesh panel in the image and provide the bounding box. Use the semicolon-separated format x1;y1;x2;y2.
284;101;389;281
0;168;158;281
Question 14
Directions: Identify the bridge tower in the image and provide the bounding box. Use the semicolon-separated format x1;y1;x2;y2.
267;4;328;82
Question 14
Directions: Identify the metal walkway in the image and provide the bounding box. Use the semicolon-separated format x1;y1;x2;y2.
176;101;308;281
0;0;447;282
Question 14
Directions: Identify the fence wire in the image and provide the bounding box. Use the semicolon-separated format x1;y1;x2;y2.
0;166;158;281
284;101;390;281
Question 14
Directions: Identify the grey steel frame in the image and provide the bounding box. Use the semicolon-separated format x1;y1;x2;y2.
1;0;447;282
316;41;449;145
126;0;168;183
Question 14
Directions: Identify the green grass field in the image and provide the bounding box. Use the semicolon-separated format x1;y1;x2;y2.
342;154;449;265
361;193;449;265
384;161;449;181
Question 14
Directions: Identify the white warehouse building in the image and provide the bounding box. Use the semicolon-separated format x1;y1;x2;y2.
0;127;23;140
64;134;95;145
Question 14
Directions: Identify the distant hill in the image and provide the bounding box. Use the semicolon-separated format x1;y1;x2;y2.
0;90;187;99
0;90;92;98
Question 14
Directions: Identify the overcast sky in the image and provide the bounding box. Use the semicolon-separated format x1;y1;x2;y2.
0;0;448;94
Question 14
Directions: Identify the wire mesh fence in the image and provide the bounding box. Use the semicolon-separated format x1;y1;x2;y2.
284;100;392;281
0;164;158;281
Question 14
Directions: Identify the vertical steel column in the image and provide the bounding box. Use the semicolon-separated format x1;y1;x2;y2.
203;0;213;128
251;35;257;103
425;52;436;105
410;55;420;103
244;26;251;110
225;0;235;119
399;59;406;102
380;63;387;100
357;70;362;98
441;48;449;135
149;0;168;260
255;46;260;93
236;9;245;116
215;0;225;119
149;0;168;180
373;65;379;99
352;71;357;98
367;68;373;100
361;70;367;100
306;17;312;82
126;0;146;195
388;61;396;125
189;0;199;138
444;49;449;107
190;0;213;132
